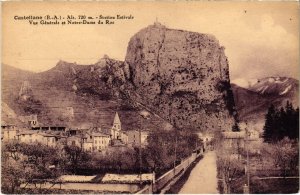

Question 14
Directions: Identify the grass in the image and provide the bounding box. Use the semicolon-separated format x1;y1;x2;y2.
251;178;299;194
231;176;299;194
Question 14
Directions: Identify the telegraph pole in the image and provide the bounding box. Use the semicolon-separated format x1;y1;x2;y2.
139;127;142;184
138;113;142;185
174;134;177;174
244;126;250;194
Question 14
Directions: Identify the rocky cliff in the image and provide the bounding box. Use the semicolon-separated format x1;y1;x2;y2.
124;23;237;131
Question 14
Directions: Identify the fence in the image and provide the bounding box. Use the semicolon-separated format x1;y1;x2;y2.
135;184;153;194
137;151;202;194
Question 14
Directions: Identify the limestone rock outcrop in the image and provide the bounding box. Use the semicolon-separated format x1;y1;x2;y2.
125;23;237;131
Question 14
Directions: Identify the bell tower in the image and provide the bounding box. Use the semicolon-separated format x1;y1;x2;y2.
113;112;121;131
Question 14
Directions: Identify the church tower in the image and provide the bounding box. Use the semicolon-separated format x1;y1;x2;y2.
112;112;121;131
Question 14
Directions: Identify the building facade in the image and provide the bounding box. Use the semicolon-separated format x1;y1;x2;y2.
1;124;18;142
127;130;149;147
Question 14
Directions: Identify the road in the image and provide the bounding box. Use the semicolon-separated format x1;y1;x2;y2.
179;151;219;194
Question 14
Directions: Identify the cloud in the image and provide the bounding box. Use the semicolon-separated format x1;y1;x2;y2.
222;14;298;80
2;2;298;81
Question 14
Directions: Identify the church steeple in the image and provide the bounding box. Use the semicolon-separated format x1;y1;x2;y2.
113;112;121;131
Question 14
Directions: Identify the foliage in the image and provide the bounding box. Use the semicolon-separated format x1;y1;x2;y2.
1;159;25;194
2;131;201;193
1;142;66;193
216;149;244;194
216;80;238;120
143;129;201;175
63;145;92;173
263;102;299;143
261;137;299;176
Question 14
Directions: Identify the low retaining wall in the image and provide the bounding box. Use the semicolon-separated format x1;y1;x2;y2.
21;182;140;193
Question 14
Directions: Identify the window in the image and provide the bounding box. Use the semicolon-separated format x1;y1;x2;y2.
95;140;97;144
72;141;75;145
52;138;55;143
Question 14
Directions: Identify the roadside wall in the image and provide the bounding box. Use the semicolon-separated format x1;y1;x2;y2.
149;152;201;193
22;182;140;193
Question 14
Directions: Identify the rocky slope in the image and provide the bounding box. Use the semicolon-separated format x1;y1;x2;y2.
2;24;239;132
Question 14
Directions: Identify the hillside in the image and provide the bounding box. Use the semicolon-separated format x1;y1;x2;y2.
1;62;172;131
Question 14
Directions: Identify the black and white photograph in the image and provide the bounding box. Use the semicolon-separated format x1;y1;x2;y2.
1;2;299;194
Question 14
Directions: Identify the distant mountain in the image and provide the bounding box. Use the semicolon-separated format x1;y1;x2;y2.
248;77;298;97
232;77;299;123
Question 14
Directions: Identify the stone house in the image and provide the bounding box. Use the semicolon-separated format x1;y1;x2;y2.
41;133;58;147
1;123;18;142
66;135;83;148
90;132;110;151
127;130;149;147
16;130;45;144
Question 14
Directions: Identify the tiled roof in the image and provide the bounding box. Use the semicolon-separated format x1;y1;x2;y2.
92;132;110;137
222;131;245;139
17;131;37;135
101;173;153;183
58;175;97;183
39;133;56;137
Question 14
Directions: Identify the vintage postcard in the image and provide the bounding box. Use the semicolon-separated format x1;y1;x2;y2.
1;1;299;194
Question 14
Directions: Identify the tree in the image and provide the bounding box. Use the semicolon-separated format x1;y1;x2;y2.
263;104;276;142
1;142;25;193
232;122;240;132
262;137;299;177
216;150;244;193
144;129;201;175
263;102;299;143
1;159;25;193
64;145;91;173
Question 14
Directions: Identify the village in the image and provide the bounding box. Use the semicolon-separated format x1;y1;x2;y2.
1;112;150;152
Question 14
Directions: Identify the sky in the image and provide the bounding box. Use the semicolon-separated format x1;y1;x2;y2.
2;2;299;82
